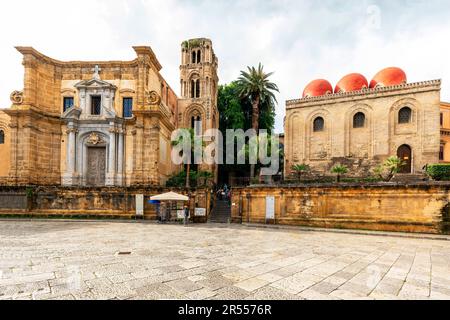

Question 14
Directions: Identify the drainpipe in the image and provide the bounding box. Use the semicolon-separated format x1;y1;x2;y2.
246;193;251;224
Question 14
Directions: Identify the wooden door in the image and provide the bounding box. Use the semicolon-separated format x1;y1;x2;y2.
397;145;412;174
87;147;106;186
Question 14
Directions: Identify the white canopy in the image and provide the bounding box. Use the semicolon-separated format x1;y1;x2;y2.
150;192;189;202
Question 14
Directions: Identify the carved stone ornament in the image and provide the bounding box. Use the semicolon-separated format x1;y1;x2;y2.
10;91;24;105
86;132;104;145
145;91;161;105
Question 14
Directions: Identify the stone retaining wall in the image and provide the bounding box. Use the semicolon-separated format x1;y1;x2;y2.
231;183;450;234
0;186;212;221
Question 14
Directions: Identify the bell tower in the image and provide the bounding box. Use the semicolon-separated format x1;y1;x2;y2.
178;38;219;181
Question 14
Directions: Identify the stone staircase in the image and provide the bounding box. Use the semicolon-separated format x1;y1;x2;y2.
391;174;428;184
209;200;232;224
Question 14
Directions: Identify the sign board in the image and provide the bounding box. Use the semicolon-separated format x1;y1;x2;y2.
195;208;206;217
265;196;275;220
136;194;144;217
177;210;185;219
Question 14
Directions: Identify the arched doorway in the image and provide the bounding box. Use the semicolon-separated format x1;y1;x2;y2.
397;144;412;174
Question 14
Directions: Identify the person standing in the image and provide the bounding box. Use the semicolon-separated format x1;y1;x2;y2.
184;205;190;226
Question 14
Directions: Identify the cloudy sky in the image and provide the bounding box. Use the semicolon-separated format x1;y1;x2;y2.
1;0;449;132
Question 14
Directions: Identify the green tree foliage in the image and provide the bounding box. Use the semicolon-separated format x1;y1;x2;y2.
237;63;279;179
166;170;213;188
218;79;279;183
218;82;245;131
171;128;205;188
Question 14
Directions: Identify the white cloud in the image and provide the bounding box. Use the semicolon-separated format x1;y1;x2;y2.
0;0;449;133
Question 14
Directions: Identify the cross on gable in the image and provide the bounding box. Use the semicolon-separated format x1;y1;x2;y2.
92;65;102;80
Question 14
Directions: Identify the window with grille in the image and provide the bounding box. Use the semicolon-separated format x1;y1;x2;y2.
91;96;101;115
353;112;366;128
399;107;412;124
0;130;4;144
313;117;325;132
123;98;133;118
63;97;74;113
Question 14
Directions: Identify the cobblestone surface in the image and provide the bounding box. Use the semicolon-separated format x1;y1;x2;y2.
0;221;449;300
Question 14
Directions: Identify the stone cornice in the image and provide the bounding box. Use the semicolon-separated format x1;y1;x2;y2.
2;105;61;122
132;46;162;71
16;46;140;69
286;80;441;109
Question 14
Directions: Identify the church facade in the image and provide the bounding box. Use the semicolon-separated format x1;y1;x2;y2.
284;67;443;177
0;38;219;187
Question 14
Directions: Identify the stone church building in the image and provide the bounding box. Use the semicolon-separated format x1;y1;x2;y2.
284;67;444;177
0;38;219;186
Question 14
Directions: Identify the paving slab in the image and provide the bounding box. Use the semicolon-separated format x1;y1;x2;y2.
0;221;449;300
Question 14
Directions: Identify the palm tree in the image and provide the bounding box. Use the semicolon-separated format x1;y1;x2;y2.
331;165;349;183
292;164;310;182
237;63;279;179
374;156;405;182
171;128;204;188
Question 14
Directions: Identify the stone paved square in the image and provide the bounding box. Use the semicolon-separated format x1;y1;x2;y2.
1;220;450;300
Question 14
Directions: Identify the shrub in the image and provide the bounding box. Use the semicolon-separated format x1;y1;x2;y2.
426;164;450;181
166;170;213;187
373;156;405;182
291;164;310;181
331;165;349;183
166;171;193;188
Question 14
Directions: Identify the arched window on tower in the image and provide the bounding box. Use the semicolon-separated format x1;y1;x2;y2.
193;116;202;136
196;80;200;98
197;50;201;63
353;112;366;128
313;117;325;132
399;107;412;124
191;80;195;98
191;116;202;134
192;51;196;64
0;130;4;144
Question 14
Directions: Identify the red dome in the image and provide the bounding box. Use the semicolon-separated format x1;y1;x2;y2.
334;73;369;93
370;67;407;88
302;79;333;98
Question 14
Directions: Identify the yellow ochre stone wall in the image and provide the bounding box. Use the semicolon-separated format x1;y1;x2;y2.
232;185;450;234
0;111;11;179
0;45;181;186
0;186;212;222
285;81;442;177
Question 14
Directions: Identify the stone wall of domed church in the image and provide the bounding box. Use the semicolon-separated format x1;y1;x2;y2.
285;77;441;177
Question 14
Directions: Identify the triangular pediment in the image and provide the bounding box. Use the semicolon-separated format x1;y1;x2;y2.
75;78;117;90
